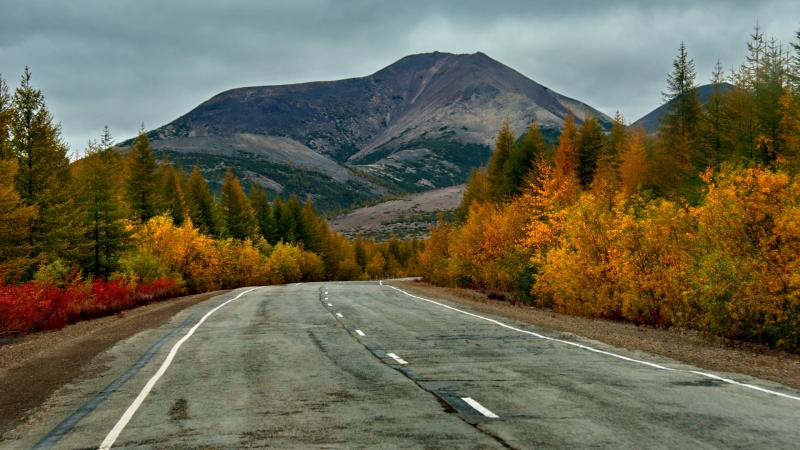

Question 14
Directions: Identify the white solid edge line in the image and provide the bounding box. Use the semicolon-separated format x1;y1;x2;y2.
386;285;800;402
461;397;499;418
355;329;366;336
98;287;261;449
336;312;343;318
379;280;383;286
387;352;408;365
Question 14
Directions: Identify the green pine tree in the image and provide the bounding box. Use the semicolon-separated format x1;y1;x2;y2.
220;169;257;240
157;154;186;225
486;118;515;201
124;132;158;223
662;42;702;149
184;165;221;236
0;75;12;160
10;67;79;261
505;120;545;195
74;130;130;277
576;117;606;188
248;184;279;243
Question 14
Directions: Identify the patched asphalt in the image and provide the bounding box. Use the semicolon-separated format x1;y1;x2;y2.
4;282;800;448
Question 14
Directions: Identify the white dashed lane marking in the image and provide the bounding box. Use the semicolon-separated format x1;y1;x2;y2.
461;397;499;418
387;352;408;365
355;329;365;336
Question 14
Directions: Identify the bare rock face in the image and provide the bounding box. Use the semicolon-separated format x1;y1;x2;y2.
135;52;612;210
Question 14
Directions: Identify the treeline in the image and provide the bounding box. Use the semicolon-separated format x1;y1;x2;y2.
422;26;800;351
0;68;421;333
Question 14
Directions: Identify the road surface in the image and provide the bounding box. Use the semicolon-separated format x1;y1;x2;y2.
4;281;799;448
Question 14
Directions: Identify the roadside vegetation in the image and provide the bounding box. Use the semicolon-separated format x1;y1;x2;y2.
420;27;800;352
0;69;422;334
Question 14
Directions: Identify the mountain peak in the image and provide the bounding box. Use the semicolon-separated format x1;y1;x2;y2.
140;52;613;209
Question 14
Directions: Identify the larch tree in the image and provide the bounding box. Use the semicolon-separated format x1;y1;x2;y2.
593;114;626;193
554;115;579;184
0;75;12;160
486;118;515;201
10;67;78;260
74;130;130;277
456;168;491;222
505;120;545;196
576;116;606;188
220;169;257;240
157;155;187;225
702;60;727;170
184;165;220;236
606;111;626;162
124;132;158;223
661;42;702;165
619;127;649;195
248;184;279;244
0;159;37;273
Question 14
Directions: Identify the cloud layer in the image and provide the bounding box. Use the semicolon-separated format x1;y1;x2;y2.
1;0;797;153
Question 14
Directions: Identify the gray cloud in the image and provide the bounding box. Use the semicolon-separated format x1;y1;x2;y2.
0;0;797;153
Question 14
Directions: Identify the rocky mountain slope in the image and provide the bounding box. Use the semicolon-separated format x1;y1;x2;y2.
130;51;613;209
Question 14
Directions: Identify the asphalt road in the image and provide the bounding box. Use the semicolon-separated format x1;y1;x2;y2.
4;281;799;449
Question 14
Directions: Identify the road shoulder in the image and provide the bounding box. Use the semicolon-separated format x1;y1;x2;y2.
387;279;800;391
0;290;229;437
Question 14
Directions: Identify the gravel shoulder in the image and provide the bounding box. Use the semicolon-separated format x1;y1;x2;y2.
0;290;229;436
388;279;800;391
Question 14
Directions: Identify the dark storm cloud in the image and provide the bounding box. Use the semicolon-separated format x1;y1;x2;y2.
0;0;797;153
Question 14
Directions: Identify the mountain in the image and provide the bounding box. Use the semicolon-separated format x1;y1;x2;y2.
128;51;613;210
632;83;734;133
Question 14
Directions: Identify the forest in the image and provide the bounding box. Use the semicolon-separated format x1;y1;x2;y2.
0;71;422;333
420;26;800;352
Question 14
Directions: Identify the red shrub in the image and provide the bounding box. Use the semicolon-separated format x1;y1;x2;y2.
0;277;182;334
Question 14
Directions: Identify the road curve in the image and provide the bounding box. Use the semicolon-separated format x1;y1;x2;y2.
4;281;799;448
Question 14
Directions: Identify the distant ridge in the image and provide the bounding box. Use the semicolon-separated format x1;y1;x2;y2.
127;51;613;209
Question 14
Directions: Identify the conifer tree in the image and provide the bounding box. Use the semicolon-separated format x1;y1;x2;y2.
184;165;220;236
248;184;279;243
220;168;257;240
456;168;491;222
281;196;304;244
754;37;790;163
0;75;12;160
273;197;296;242
619;127;649;195
576;116;606;188
606;111;626;162
0;159;36;273
298;199;325;253
505;120;545;195
791;29;800;92
124;132;158;223
10;67;78;260
157;155;186;225
778;89;800;166
486;118;515;200
555;115;579;183
703;60;727;169
594;112;626;190
74;132;129;277
662;43;702;164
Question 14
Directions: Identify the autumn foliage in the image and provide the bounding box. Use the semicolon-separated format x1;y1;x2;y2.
421;27;800;351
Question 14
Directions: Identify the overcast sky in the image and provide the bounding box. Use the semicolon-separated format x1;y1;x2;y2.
1;0;798;154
